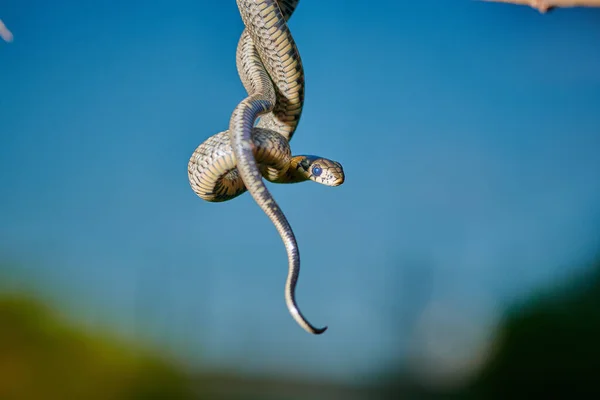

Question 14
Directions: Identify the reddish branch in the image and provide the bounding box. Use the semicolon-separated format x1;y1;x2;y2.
1;1;598;44
481;0;600;13
0;19;13;42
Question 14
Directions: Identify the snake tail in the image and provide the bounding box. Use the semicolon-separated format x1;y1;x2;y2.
231;0;327;334
229;96;327;335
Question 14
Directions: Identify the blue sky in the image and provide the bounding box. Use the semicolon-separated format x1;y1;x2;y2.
1;0;600;384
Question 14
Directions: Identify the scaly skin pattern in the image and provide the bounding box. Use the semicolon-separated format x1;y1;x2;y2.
237;0;302;141
188;128;343;202
187;0;344;334
230;0;329;334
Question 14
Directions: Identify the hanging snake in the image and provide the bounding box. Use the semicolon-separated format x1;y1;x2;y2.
188;0;344;334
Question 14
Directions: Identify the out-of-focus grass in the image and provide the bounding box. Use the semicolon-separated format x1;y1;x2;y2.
3;254;600;399
0;294;196;400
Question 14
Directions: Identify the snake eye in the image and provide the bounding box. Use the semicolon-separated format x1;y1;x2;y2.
312;164;322;177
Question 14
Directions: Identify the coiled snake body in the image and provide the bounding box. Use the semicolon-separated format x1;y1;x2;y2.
188;0;344;334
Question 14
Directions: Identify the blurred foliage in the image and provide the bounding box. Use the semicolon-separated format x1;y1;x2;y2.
382;257;600;399
465;259;600;399
0;294;196;400
3;254;600;400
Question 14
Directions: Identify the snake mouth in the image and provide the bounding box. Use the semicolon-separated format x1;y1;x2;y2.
330;174;345;186
317;169;344;187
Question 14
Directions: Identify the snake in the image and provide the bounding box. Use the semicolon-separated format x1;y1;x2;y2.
188;0;344;334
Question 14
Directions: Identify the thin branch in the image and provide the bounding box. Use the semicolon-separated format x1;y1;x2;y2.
0;18;13;42
480;0;600;13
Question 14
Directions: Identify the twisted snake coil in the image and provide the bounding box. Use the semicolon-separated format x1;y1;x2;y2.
188;0;344;334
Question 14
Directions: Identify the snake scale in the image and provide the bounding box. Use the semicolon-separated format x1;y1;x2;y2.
188;0;344;335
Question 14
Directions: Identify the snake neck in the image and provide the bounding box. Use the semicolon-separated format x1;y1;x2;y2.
267;156;310;184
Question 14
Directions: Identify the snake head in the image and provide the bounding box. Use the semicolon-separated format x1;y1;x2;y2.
297;156;345;186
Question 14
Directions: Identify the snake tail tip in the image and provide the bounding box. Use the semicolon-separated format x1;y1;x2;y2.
311;326;328;335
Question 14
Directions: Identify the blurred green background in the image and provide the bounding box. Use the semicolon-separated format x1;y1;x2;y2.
2;255;600;399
